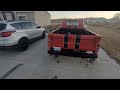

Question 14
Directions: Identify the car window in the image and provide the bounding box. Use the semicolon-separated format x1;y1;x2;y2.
30;22;40;29
67;22;79;26
0;23;7;31
20;22;32;29
10;23;21;29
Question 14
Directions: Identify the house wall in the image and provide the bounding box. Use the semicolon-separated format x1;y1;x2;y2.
0;11;51;26
0;12;3;20
15;12;36;22
34;11;51;26
0;11;15;20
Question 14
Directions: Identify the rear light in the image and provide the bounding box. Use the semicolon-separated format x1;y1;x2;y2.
97;44;100;48
94;37;100;40
1;31;15;37
49;40;51;43
48;34;52;44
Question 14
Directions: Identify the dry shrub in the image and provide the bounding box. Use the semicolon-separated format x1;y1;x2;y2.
45;23;61;32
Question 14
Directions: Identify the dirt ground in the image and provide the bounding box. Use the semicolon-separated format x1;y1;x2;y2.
87;23;120;63
45;23;61;32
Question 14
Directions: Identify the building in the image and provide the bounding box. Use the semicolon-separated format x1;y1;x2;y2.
84;17;108;23
0;11;51;26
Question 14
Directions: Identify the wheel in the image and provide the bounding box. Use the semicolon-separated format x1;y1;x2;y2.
41;31;45;39
0;47;6;51
92;54;98;58
79;50;87;53
17;38;29;51
48;50;53;55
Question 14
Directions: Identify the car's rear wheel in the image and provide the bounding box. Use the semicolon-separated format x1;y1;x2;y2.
41;31;45;39
17;38;29;51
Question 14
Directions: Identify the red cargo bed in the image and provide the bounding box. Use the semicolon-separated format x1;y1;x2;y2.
48;19;102;58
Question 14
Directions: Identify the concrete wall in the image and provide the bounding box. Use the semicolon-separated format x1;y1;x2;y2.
34;11;51;26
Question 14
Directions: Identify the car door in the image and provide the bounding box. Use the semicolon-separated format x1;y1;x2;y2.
20;22;35;39
10;22;30;39
30;22;42;37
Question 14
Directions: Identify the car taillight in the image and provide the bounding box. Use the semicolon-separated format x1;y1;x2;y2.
94;37;100;40
96;44;100;48
48;40;51;44
1;31;15;37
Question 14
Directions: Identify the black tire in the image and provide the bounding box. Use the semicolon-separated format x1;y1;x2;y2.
41;31;45;39
92;54;98;58
17;38;29;51
79;50;87;53
0;47;6;51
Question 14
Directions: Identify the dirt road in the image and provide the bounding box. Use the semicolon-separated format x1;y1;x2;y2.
87;24;120;62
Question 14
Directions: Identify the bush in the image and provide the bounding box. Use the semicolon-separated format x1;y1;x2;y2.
44;24;61;32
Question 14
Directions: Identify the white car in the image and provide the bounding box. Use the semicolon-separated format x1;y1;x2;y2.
0;20;46;51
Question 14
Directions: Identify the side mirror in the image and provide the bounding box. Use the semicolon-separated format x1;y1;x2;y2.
36;26;41;29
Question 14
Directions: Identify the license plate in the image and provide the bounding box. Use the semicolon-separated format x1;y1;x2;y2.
53;47;61;51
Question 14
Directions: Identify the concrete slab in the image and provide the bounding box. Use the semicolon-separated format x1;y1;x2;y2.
0;35;120;79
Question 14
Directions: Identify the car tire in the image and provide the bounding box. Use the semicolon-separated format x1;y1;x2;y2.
92;54;98;58
17;38;29;51
0;47;6;51
79;50;87;53
41;31;45;39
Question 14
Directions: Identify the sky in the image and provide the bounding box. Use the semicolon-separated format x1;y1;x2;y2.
48;11;120;19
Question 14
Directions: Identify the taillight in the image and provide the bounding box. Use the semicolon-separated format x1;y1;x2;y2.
96;44;100;48
48;34;52;44
94;37;100;40
1;31;15;37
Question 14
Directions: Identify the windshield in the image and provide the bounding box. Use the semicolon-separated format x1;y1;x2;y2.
0;23;7;31
66;22;79;26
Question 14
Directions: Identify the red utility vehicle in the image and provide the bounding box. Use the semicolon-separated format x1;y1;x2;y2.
48;19;102;59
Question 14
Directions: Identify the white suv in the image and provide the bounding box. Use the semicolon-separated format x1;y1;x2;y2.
0;20;46;51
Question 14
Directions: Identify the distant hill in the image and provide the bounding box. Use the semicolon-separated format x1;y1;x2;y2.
51;17;109;24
